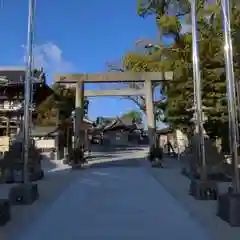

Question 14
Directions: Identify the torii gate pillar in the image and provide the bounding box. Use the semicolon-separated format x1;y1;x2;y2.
145;79;156;148
74;81;85;163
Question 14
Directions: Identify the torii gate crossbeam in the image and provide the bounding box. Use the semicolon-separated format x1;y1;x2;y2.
54;71;173;83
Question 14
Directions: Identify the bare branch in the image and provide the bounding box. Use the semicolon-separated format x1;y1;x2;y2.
106;51;166;119
107;60;145;90
121;96;146;112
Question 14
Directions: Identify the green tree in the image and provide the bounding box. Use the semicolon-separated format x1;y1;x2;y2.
121;110;143;124
122;0;240;141
107;45;167;122
35;83;89;126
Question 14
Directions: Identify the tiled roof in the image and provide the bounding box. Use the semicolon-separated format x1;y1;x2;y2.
31;126;58;137
0;67;46;85
103;118;137;131
93;115;144;131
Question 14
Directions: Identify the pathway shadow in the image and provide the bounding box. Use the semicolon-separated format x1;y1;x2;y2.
86;154;117;161
88;157;144;169
41;153;58;172
90;145;148;154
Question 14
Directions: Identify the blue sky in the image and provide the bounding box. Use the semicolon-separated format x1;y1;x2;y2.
0;0;162;121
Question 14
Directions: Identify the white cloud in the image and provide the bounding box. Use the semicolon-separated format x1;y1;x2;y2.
22;42;74;74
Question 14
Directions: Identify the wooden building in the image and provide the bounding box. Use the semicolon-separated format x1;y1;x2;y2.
31;117;93;153
99;117;143;146
0;67;52;153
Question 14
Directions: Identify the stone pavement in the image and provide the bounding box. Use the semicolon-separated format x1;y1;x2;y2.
15;158;211;240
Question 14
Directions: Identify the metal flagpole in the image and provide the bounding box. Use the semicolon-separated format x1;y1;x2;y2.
23;0;35;184
29;0;37;138
191;0;206;180
221;0;240;193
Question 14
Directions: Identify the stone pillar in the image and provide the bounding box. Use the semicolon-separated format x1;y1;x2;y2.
59;134;65;159
145;79;155;148
6;117;10;136
74;81;84;162
64;128;68;158
85;129;89;153
67;127;73;155
63;126;68;159
64;127;72;157
17;114;21;134
55;132;60;160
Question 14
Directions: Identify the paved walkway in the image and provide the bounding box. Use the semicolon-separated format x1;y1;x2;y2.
16;161;211;240
150;157;240;240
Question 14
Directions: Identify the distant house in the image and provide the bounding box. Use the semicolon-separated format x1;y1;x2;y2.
99;117;143;146
31;117;94;151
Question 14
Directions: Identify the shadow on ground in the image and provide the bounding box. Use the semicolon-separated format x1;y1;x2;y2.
0;165;82;240
86;154;118;160
90;145;148;154
88;157;144;169
41;153;58;171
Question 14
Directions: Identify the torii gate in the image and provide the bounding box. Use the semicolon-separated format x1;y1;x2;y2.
54;71;173;158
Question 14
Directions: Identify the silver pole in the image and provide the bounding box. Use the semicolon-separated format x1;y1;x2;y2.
221;0;240;193
29;0;36;141
191;0;206;180
236;81;240;135
23;0;35;184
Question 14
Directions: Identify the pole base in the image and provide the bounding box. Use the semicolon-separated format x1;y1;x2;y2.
30;170;44;182
217;192;240;226
63;158;70;165
189;179;218;200
8;183;39;205
149;147;163;160
151;160;163;168
181;167;187;175
71;163;84;169
0;199;11;226
181;167;196;178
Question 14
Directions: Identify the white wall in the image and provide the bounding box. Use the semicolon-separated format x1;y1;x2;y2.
0;136;10;152
35;139;55;149
175;129;188;153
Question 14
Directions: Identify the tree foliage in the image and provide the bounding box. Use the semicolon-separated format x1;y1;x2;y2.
121;110;143;124
35;84;89;126
122;0;240;139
